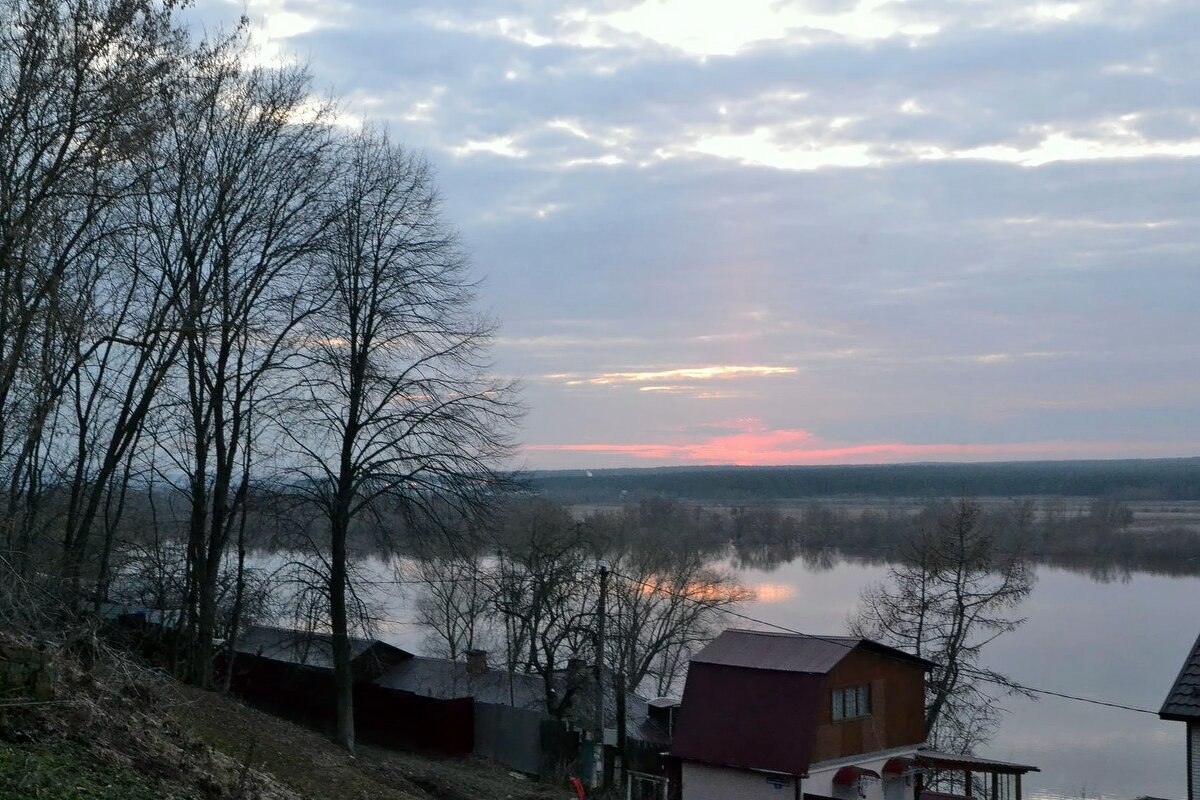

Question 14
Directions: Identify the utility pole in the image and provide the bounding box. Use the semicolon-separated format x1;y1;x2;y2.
593;559;609;788
616;670;627;791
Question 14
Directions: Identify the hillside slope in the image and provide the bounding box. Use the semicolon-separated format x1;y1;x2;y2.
0;636;572;800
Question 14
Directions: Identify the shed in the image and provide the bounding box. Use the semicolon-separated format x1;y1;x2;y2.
671;629;935;778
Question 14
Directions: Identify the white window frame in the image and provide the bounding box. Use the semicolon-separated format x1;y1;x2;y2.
832;683;872;722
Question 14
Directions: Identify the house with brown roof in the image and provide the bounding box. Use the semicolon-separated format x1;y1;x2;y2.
1159;631;1200;800
669;630;1038;800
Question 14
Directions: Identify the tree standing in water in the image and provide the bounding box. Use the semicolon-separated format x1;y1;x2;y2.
853;496;1033;754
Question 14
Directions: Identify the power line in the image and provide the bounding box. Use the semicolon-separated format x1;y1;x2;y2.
605;567;1161;717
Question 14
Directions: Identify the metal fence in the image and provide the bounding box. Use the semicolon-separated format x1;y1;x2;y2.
474;702;580;777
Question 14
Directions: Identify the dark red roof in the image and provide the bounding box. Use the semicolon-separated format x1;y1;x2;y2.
833;766;881;785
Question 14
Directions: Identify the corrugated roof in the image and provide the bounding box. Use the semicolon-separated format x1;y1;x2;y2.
690;629;935;674
672;630;935;776
1160;630;1200;721
376;656;546;710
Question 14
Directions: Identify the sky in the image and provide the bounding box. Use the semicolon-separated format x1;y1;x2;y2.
201;0;1200;470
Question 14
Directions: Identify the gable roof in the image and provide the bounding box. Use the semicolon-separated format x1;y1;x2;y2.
1160;630;1200;721
672;659;827;776
691;629;937;674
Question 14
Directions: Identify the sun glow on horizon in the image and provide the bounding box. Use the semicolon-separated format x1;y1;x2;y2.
526;419;1198;468
555;365;796;386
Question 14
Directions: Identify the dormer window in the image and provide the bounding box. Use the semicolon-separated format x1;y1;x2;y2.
832;684;871;721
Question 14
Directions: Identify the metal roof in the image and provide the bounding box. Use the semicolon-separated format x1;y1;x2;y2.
915;750;1040;774
690;629;936;674
232;625;410;671
1161;630;1200;721
672;630;936;776
375;656;546;710
374;657;651;738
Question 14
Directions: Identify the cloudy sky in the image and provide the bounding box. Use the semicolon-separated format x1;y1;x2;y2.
202;0;1200;469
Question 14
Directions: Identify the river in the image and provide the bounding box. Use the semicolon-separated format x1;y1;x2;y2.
726;557;1199;800
340;553;1199;800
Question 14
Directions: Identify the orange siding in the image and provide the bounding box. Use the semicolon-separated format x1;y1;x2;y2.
810;649;927;762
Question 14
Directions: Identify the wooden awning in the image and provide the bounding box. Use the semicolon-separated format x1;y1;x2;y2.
916;751;1039;775
883;757;917;776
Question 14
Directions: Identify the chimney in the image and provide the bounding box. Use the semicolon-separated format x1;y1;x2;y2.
466;649;488;677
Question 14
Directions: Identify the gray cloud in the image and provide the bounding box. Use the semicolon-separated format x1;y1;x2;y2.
195;0;1200;467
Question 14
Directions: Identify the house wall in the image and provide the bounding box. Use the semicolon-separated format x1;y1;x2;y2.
811;650;927;763
1189;721;1199;800
681;762;799;800
805;749;921;800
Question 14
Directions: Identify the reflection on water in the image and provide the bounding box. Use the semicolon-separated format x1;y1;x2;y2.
749;582;797;603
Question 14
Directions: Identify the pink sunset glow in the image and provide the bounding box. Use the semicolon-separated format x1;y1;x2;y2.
526;419;1193;467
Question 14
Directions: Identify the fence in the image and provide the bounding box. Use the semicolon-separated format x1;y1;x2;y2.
474;702;580;776
222;653;473;755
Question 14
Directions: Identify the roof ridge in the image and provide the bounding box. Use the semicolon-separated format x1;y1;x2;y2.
724;628;860;641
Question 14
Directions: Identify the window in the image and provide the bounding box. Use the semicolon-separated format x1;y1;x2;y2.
832;684;871;721
628;773;666;800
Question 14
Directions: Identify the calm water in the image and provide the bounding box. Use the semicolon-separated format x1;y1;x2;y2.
726;558;1198;800
357;555;1198;800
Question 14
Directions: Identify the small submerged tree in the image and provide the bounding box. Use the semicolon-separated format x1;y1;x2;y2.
607;547;750;697
410;547;493;662
852;496;1034;755
490;502;598;720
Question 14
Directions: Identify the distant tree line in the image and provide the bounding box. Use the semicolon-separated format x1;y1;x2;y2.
546;496;1200;577
533;459;1200;503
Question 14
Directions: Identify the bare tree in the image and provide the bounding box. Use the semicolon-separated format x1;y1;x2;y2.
608;548;751;697
410;550;493;662
141;34;334;684
0;0;186;575
490;502;597;719
286;128;518;751
852;497;1034;754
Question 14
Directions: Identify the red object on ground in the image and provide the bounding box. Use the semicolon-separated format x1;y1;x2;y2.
569;776;586;799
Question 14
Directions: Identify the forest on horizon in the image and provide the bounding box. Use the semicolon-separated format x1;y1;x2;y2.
529;457;1200;503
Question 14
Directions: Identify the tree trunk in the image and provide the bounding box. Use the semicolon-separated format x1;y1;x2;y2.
331;500;355;752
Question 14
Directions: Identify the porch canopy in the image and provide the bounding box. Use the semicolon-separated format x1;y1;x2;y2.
914;750;1040;800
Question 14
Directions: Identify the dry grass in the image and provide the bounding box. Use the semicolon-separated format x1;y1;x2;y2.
1;629;574;800
169;685;576;800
